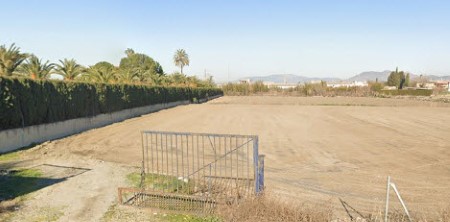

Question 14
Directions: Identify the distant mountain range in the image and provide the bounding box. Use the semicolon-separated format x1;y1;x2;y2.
425;75;450;81
240;74;339;84
347;70;392;82
239;71;450;84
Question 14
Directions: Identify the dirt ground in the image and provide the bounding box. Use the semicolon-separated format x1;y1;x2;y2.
2;96;450;221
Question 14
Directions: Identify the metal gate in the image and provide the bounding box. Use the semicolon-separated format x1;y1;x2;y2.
118;131;264;213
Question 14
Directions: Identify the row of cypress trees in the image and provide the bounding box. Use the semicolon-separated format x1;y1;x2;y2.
0;77;223;130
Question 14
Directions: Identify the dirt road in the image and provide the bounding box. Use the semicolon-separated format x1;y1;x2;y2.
3;96;450;220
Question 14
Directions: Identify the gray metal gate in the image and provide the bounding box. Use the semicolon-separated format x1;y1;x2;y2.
118;131;264;213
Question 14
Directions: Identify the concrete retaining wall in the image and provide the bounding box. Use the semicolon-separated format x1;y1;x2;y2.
0;100;193;153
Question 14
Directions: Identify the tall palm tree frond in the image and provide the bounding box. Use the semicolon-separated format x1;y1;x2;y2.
0;43;29;76
84;65;117;83
54;58;84;80
15;55;54;80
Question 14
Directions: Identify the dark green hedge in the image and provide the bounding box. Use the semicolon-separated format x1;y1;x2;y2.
0;77;223;130
380;89;432;96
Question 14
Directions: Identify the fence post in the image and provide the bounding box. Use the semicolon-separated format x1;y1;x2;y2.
253;136;260;194
258;154;265;194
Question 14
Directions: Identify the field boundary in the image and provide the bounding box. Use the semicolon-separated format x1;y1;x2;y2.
0;95;221;153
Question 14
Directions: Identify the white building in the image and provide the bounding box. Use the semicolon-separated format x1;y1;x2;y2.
327;81;368;88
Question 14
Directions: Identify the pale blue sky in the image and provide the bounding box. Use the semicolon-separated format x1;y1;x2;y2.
1;0;450;81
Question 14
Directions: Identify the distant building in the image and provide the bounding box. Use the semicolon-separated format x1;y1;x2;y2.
263;81;297;89
416;82;436;89
239;79;251;84
434;80;450;89
327;81;368;88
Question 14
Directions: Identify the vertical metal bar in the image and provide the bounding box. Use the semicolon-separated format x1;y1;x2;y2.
191;134;195;194
160;133;163;175
224;136;227;177
155;133;159;174
213;136;217;179
208;163;212;197
229;136;232;179
202;135;205;196
196;135;200;194
236;136;239;192
171;134;174;192
258;154;265;193
247;138;250;195
385;176;391;222
176;134;179;194
163;133;166;207
147;133;151;174
141;132;146;188
253;136;259;194
231;137;234;180
218;136;221;180
181;134;184;188
141;132;144;173
159;133;163;208
166;134;170;193
186;134;190;194
149;133;153;191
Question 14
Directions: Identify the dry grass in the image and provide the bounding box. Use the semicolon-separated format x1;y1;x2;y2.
216;194;332;222
439;206;450;222
0;199;21;221
214;193;450;222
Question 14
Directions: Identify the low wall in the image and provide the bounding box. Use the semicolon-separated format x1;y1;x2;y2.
0;100;194;153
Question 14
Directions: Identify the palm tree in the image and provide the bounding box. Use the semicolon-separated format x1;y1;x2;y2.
169;72;187;86
84;65;116;83
0;43;29;76
116;68;138;83
54;58;84;80
15;55;54;80
173;49;189;74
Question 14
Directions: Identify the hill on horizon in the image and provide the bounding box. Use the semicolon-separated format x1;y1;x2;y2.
239;74;339;84
347;70;392;82
236;72;450;84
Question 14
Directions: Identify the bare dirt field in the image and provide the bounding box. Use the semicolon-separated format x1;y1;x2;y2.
2;96;450;221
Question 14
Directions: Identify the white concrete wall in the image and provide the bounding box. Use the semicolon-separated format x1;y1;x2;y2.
0;100;193;153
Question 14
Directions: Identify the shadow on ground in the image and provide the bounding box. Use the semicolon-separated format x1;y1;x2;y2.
0;164;91;201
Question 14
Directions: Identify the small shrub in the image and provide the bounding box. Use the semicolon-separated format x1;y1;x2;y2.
380;89;432;96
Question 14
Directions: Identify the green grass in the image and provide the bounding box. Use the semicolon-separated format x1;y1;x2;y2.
0;169;44;200
380;89;433;96
127;173;195;194
0;152;20;162
100;203;222;222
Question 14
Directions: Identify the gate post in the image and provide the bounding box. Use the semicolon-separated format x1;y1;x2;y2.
257;154;265;194
253;136;260;194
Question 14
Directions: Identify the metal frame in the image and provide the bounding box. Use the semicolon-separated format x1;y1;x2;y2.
119;131;264;213
384;176;412;222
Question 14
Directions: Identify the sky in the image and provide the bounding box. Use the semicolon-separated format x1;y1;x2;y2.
1;0;450;82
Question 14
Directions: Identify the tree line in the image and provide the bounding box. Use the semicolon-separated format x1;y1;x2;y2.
0;43;214;88
386;67;410;89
